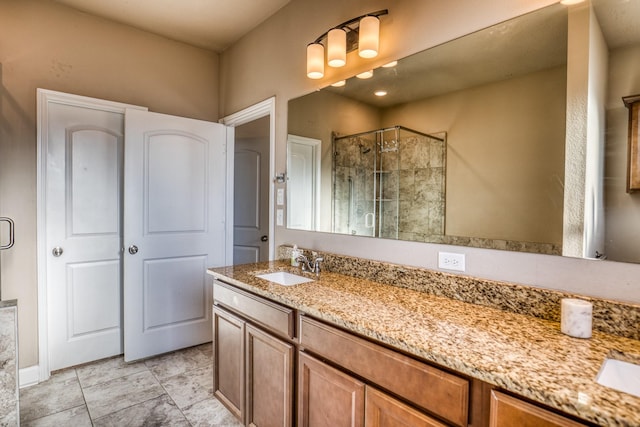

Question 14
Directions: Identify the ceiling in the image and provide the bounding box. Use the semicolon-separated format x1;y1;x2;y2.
53;0;291;52
52;0;638;67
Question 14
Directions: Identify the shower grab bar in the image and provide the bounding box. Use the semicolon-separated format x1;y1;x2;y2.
0;217;15;250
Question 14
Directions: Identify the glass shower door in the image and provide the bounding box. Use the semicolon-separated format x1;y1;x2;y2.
332;132;376;237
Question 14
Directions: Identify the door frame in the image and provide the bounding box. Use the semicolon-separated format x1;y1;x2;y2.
221;97;276;260
36;89;147;382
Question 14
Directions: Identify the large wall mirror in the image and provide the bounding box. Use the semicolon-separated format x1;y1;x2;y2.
287;0;640;264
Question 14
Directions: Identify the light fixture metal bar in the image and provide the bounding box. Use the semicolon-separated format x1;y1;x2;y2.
311;9;388;45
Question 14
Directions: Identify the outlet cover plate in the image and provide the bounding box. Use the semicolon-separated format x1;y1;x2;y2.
438;252;466;272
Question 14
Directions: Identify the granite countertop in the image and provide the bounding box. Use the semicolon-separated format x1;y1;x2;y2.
0;300;17;309
208;261;640;426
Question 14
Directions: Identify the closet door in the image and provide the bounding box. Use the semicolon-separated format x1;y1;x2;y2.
123;109;230;361
40;90;147;371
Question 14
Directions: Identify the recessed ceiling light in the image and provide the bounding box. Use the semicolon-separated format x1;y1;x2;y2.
331;80;346;87
374;90;387;96
382;61;398;68
356;70;374;79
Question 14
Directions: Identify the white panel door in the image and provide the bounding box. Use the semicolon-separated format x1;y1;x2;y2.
233;133;269;264
46;102;128;371
286;135;320;231
124;109;229;362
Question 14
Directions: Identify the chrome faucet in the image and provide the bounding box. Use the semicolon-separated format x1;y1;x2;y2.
296;253;324;278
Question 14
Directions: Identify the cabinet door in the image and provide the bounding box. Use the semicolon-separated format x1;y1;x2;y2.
299;315;469;426
246;324;294;427
298;352;365;427
365;386;448;427
490;391;586;427
213;306;245;422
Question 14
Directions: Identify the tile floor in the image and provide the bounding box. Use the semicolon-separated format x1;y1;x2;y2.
19;343;243;426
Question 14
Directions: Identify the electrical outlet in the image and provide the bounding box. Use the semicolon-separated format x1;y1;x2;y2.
438;252;466;272
276;209;284;226
276;188;284;206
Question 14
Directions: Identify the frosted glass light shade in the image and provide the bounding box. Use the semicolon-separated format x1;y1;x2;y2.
306;43;325;79
327;28;346;67
358;16;380;58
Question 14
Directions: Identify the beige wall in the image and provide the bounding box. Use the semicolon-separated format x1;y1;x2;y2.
221;0;640;306
0;0;219;367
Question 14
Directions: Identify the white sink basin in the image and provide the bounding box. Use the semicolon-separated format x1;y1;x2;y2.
596;357;640;398
255;271;314;286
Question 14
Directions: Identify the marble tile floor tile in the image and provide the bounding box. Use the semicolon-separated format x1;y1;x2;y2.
19;343;243;427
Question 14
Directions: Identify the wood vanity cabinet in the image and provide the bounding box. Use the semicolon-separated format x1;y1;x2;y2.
298;314;470;427
213;305;245;420
298;349;449;427
298;351;365;426
365;386;450;427
213;280;295;427
489;390;587;427
212;279;593;427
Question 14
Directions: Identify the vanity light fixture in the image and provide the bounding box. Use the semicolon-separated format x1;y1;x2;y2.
327;28;347;67
356;70;374;79
306;43;325;79
306;9;388;79
358;16;380;58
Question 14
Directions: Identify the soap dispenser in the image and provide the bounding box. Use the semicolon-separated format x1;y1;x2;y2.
291;245;300;267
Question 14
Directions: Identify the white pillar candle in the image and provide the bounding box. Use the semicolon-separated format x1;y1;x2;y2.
561;298;593;338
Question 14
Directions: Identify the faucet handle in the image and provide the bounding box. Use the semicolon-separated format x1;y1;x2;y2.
313;257;324;276
296;254;309;271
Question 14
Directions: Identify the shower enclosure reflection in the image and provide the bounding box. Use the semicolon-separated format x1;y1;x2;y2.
332;126;446;241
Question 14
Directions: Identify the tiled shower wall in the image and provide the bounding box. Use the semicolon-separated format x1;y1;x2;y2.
333;129;446;240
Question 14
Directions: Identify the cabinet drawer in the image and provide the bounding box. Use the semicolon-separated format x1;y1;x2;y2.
366;386;448;427
214;281;295;339
299;315;469;427
490;391;587;427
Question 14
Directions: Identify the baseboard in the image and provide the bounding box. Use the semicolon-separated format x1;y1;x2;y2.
19;365;40;388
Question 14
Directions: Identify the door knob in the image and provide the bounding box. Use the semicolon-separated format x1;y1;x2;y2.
261;235;268;242
52;247;63;257
128;245;139;255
